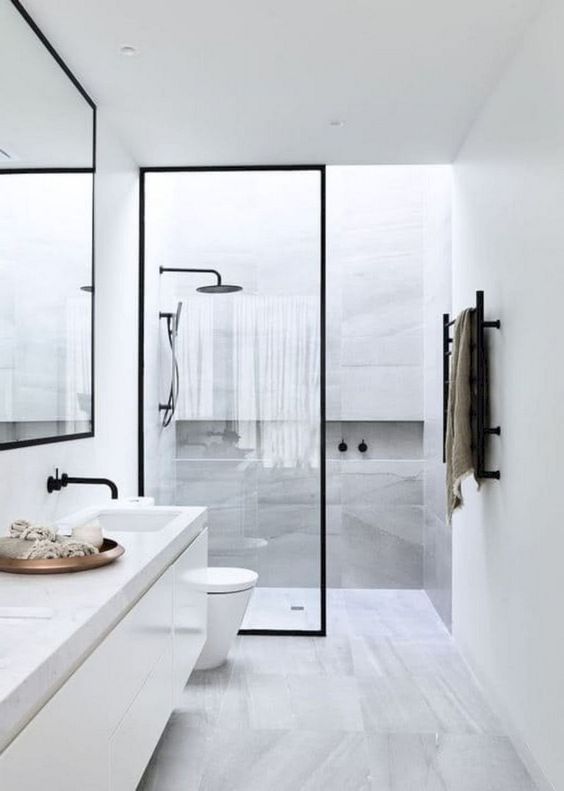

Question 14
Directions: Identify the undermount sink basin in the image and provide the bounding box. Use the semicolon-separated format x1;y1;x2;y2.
95;509;183;533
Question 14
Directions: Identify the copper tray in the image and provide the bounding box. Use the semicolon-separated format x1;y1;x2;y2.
0;538;125;575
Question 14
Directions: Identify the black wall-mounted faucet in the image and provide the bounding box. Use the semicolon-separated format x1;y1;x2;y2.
47;468;119;500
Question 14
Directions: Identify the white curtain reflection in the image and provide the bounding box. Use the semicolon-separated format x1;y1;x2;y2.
65;296;91;419
176;294;320;468
233;295;319;468
176;297;215;418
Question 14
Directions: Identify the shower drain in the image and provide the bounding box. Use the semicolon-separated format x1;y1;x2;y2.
290;605;305;611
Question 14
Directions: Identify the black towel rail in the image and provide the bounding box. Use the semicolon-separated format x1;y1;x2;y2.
443;290;501;479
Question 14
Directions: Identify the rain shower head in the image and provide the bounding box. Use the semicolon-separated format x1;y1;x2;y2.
160;266;242;293
197;283;242;294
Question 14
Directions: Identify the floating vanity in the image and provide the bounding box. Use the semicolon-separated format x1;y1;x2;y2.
0;505;208;791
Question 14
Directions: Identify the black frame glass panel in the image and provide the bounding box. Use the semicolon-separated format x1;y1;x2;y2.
138;165;326;636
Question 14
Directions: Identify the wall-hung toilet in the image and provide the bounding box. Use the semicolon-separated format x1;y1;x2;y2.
195;567;258;670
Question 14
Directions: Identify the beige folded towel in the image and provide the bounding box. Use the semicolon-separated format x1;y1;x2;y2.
10;520;58;542
446;308;479;520
0;538;34;559
25;538;98;559
0;520;99;561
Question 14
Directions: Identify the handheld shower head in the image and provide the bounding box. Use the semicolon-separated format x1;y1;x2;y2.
175;301;183;328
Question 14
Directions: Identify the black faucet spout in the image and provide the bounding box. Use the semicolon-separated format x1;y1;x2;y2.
47;469;119;499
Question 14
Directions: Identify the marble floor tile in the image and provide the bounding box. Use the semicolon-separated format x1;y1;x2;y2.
231;635;320;676
287;675;364;732
174;663;234;727
138;591;537;791
137;712;214;791
198;730;372;791
216;671;296;730
364;734;537;791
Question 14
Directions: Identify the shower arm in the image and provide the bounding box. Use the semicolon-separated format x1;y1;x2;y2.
159;266;222;286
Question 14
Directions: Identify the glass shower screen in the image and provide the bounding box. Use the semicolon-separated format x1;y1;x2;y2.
142;167;325;634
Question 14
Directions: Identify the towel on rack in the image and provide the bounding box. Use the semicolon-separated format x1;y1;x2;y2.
446;308;478;520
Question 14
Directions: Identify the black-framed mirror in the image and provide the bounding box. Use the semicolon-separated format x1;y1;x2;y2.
0;0;96;450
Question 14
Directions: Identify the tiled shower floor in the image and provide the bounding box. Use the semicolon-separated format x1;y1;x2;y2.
242;586;321;630
138;590;537;791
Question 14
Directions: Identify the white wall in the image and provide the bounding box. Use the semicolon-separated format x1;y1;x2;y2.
0;115;139;525
452;2;563;788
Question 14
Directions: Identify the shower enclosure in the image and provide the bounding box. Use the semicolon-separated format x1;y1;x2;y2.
139;166;326;634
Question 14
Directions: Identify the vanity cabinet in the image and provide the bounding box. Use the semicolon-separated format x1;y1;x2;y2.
0;528;207;791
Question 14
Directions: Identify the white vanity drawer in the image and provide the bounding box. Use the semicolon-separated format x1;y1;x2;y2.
173;527;208;699
102;567;173;731
109;643;173;791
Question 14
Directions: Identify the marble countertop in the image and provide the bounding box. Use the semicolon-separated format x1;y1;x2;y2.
0;504;207;753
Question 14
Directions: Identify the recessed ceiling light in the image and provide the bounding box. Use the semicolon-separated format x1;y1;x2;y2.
120;45;139;57
329;120;346;128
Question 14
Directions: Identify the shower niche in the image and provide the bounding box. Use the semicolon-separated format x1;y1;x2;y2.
140;167;325;634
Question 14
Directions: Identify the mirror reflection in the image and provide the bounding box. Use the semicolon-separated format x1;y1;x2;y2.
0;0;95;448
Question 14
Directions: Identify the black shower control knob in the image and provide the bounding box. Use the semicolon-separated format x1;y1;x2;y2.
338;439;348;452
358;439;368;453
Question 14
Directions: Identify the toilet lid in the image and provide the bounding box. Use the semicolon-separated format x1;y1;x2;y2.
184;567;258;593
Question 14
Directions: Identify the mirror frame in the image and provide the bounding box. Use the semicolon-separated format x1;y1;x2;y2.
0;0;96;451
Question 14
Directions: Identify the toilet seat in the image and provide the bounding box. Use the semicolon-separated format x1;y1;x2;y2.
189;566;258;593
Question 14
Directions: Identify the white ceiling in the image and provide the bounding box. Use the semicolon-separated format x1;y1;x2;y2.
23;0;541;166
0;0;93;167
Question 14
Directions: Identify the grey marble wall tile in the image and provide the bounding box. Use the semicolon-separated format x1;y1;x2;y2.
345;504;423;544
424;459;448;524
256;467;321;506
254;532;321;588
423;511;452;629
342;326;423;368
326;512;424;589
339;365;423;421
340;461;424;507
328;426;424;589
256;504;321;540
175;459;258;508
339;511;423;589
325;464;343;506
326;505;343;536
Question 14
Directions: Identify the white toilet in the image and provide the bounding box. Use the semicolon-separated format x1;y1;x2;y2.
195;567;258;670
